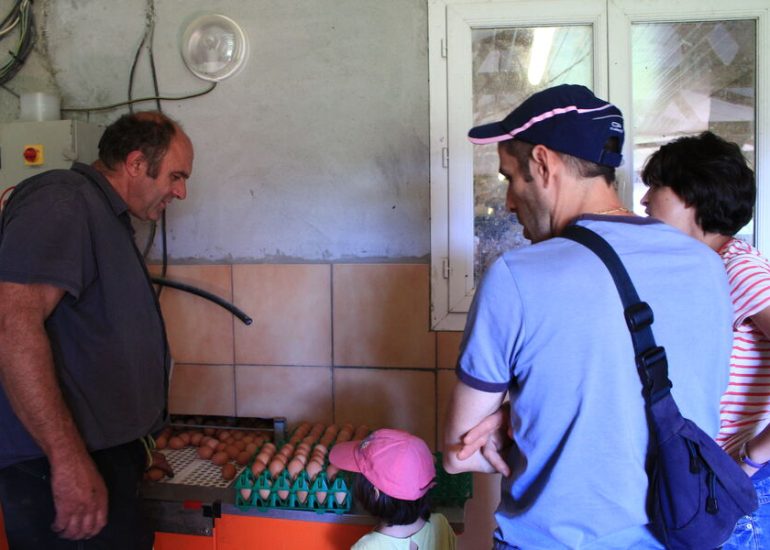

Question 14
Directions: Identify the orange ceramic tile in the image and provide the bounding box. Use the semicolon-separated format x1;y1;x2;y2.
333;264;436;368
169;363;235;416
233;265;332;367
437;331;464;370
156;265;235;365
333;368;436;449
436;369;459;452
235;365;333;424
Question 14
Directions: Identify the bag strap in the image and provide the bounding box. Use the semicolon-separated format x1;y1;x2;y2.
561;224;672;403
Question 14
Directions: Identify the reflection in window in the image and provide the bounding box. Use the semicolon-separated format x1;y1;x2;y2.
631;21;756;242
471;26;592;281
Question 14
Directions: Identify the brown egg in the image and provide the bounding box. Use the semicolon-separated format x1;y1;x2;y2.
203;427;215;436
233;440;246;451
296;442;312;456
335;430;352;443
326;464;339;481
278;444;294;459
287;457;304;479
159;426;174;439
236;451;252;466
221;463;236;481
353;425;370;441
154;436;168;450
296;489;309;504
205;438;220;450
146;467;165;481
305;460;323;481
217;430;231;441
258;479;272;501
190;432;204;446
262;442;276;453
232;430;244;440
316;490;328;504
211;451;229;466
245;442;258;455
319;434;334;448
225;445;240;460
197;446;214;460
168;436;185;450
251;459;267;477
268;458;285;479
216;442;227;452
178;432;192;445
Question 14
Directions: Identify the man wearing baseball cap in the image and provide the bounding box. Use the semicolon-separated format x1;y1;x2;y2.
443;84;732;548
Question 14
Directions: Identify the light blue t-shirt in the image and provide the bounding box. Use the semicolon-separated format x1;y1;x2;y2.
457;216;733;549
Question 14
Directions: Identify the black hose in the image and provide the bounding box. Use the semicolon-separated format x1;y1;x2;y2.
151;277;253;326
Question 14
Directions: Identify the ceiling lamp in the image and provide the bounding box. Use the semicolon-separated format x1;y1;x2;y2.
180;14;248;82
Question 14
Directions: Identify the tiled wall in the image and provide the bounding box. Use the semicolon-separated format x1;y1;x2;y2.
151;262;498;548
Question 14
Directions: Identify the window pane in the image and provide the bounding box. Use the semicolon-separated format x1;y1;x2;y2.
472;26;593;280
631;21;756;242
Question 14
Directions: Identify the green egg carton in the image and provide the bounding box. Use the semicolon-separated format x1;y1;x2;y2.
429;452;473;507
235;467;352;514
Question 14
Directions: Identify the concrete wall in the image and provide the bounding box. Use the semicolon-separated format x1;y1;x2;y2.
0;0;430;263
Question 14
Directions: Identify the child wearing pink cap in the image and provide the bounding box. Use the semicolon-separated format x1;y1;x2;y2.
329;428;456;550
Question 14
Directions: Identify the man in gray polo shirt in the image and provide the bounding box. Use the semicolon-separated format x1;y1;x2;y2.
0;111;193;549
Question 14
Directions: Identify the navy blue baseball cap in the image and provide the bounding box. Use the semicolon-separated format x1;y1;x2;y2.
468;84;624;167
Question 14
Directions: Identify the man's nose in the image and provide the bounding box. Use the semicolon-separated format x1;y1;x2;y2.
172;180;187;200
640;189;649;207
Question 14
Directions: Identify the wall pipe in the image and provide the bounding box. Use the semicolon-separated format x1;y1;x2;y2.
151;276;253;326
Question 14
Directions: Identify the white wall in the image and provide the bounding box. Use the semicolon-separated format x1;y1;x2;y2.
0;0;430;263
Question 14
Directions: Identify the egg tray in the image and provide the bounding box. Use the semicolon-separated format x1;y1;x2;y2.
157;446;247;489
429;452;473;508
235;468;352;514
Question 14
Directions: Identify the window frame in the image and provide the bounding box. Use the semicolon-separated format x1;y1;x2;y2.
429;0;769;331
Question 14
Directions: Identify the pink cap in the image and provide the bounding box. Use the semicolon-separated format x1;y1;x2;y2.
329;428;436;500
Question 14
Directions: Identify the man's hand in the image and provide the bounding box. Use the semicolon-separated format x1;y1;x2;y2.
49;454;108;540
149;450;174;478
457;403;512;477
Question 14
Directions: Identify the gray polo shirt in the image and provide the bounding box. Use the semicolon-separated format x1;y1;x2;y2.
0;162;169;468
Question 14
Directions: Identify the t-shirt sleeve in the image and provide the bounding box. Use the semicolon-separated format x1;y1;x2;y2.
456;256;523;392
726;253;770;327
0;182;93;298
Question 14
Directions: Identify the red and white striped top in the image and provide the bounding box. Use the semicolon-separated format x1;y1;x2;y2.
716;238;770;455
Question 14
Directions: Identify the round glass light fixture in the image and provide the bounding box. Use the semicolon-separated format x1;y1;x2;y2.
181;14;248;82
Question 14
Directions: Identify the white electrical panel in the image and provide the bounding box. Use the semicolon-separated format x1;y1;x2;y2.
0;120;104;196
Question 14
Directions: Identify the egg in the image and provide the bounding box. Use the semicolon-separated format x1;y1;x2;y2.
316;490;328;504
232;430;244;440
258;479;272;501
146;467;165;481
225;445;240;460
154;435;168;450
245;442;259;455
233;440;246;451
190;432;204;446
221;463;237;481
296;489;309;504
240;487;253;501
168;436;185;450
217;430;231;441
211;451;229;466
197;446;214;460
334;491;347;505
278;443;295;459
305;460;323;481
287;457;304;479
178;432;191;445
325;464;339;481
236;451;252;466
205;438;220;450
353;425;370;441
268;458;285;479
251;459;267;477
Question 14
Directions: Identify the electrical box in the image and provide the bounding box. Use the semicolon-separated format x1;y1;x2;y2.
0;120;104;195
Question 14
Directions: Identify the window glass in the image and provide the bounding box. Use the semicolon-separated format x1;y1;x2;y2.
631;21;756;242
472;26;593;279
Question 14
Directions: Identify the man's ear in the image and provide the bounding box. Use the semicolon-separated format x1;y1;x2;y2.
530;144;552;185
372;486;380;500
125;150;147;177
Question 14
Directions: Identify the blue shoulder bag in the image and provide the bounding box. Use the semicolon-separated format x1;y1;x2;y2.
562;224;758;550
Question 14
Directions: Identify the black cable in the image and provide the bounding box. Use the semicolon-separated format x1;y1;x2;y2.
62;83;217;113
151;277;253;326
0;0;35;86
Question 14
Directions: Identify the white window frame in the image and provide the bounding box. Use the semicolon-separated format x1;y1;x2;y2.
429;0;770;331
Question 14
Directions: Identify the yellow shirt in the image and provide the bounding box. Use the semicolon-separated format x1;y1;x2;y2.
351;513;456;550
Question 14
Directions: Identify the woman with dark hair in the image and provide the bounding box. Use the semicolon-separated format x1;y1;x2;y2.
641;131;767;549
329;429;456;549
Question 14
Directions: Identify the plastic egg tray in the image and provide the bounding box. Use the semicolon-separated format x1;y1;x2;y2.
159;446;246;489
235;467;352;514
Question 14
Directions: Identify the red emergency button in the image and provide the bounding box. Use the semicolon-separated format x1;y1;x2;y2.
22;145;44;166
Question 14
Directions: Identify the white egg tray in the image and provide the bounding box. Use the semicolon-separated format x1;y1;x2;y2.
159;447;246;489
